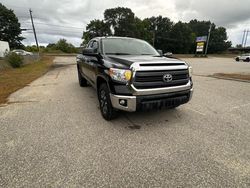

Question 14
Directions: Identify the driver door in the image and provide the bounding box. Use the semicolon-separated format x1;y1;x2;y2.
81;40;99;86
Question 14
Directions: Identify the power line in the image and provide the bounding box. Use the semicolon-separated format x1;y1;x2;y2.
22;29;82;34
21;26;83;33
21;21;83;30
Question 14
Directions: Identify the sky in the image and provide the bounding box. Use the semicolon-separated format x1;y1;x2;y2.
1;0;250;47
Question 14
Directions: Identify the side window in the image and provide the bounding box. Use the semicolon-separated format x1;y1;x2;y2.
92;41;98;50
87;41;93;48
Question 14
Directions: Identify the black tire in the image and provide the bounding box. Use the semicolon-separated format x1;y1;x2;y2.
235;57;239;62
77;67;88;87
246;58;250;62
98;83;118;120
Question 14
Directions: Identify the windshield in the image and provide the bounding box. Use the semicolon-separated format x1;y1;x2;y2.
102;38;159;56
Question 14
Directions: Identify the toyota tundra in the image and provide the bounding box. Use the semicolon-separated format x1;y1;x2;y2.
76;37;193;120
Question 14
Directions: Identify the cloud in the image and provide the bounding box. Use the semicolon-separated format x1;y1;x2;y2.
1;0;250;46
175;0;250;26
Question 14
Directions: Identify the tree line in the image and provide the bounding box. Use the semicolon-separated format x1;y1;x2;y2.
25;39;78;53
1;3;232;54
82;7;232;54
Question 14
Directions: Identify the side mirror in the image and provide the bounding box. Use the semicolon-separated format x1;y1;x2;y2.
157;50;163;56
164;52;173;57
82;48;96;55
163;52;173;58
82;48;102;59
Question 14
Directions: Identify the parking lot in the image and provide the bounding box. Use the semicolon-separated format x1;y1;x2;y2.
0;57;250;187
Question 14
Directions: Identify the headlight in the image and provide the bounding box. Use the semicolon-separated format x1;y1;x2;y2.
188;66;193;77
109;68;132;83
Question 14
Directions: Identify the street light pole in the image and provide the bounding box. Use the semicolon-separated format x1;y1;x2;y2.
204;24;212;56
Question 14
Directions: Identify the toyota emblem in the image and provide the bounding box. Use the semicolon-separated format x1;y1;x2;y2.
163;74;173;82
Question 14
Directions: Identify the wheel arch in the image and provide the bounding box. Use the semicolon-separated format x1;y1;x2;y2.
96;75;110;92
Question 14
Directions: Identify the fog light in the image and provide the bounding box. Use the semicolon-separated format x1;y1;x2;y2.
119;99;127;107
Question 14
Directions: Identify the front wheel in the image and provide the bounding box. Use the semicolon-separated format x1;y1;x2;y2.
98;83;118;120
235;57;239;62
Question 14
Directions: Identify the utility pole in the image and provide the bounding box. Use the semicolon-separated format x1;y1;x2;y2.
204;24;212;56
241;30;246;47
152;25;158;47
152;32;155;47
244;30;249;47
29;9;39;53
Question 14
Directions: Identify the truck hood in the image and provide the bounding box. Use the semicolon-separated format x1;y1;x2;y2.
104;55;187;68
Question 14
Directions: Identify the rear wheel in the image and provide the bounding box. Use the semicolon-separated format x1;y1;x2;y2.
246;58;250;62
77;67;87;87
235;57;239;62
98;83;118;120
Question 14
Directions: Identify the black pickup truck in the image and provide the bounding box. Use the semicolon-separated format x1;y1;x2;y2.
76;37;193;120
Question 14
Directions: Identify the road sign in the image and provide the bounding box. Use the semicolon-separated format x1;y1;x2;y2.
196;42;205;52
196;36;207;42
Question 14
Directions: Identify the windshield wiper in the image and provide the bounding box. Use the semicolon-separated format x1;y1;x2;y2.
106;53;131;55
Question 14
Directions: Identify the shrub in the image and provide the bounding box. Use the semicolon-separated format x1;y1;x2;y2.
55;39;78;53
5;52;24;68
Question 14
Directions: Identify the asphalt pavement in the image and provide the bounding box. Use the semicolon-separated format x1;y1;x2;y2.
0;56;250;187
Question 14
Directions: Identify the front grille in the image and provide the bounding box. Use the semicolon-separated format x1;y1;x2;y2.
136;91;190;111
133;69;189;89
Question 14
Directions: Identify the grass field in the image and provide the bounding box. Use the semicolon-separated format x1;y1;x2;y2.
0;56;54;104
0;59;10;70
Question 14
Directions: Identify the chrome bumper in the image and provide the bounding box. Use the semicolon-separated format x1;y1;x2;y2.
110;88;193;112
110;94;137;112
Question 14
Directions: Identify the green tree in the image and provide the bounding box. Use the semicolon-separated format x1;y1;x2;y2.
133;18;152;42
104;7;136;37
145;16;173;52
47;43;56;49
0;3;24;49
55;39;77;53
82;19;111;45
188;19;211;36
82;7;232;54
25;45;38;52
188;20;231;53
209;27;232;53
169;22;193;53
188;20;211;53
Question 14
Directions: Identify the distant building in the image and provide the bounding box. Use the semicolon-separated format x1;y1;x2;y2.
0;41;10;57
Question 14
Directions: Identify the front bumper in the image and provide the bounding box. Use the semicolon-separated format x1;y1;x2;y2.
110;88;193;112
